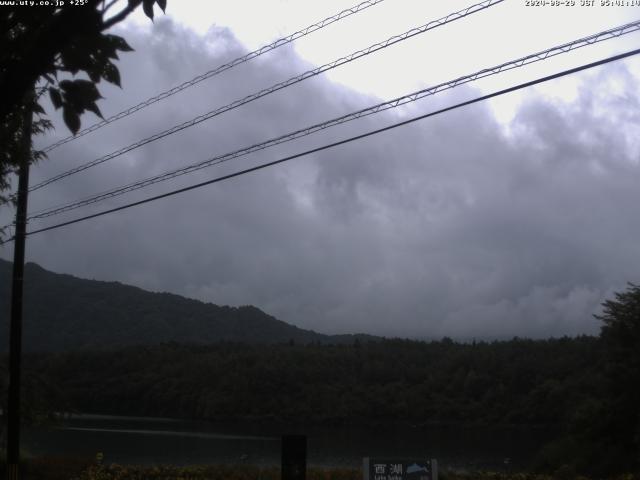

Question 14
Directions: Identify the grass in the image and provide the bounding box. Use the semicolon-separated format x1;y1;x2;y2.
2;457;638;480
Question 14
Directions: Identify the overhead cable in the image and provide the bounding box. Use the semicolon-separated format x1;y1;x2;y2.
25;19;640;221
29;0;504;192
41;0;388;153
2;47;635;243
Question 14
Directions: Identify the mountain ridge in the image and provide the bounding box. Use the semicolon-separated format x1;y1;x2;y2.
0;259;377;352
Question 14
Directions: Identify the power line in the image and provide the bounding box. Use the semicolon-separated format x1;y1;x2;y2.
40;0;388;153
4;47;636;243
25;19;640;221
29;0;504;193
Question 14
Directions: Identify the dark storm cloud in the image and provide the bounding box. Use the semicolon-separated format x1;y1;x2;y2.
2;18;639;339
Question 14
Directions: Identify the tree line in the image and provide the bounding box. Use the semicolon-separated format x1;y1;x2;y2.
21;336;602;427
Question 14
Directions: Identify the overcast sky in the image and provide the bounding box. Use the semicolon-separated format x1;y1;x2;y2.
2;0;640;339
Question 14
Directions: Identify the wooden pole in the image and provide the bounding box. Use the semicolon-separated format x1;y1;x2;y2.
6;95;33;480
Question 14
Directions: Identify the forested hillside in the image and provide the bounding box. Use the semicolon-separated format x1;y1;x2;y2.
0;260;374;351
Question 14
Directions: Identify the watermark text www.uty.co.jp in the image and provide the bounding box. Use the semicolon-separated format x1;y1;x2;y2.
0;0;89;7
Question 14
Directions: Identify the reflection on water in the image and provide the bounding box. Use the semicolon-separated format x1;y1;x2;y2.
63;427;278;441
23;414;555;469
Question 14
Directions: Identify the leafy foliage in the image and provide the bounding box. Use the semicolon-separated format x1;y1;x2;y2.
71;464;359;480
0;455;93;480
0;0;167;210
0;92;51;214
4;455;639;480
533;285;640;476
593;284;640;473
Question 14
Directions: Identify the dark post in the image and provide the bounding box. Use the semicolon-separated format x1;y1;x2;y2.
6;96;33;480
281;434;306;480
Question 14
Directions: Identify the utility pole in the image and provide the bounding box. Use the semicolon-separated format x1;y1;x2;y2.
6;93;33;480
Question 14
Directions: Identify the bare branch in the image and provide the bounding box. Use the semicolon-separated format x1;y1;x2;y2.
102;0;142;30
102;0;120;15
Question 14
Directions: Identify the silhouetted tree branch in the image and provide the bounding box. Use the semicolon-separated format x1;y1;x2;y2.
0;0;167;211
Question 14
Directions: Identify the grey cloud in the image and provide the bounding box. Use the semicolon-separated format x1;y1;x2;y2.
2;18;640;339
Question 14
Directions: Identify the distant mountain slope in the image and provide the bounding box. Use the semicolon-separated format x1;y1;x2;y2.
0;259;375;352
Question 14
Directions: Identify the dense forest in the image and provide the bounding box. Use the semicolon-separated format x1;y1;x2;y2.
20;337;602;427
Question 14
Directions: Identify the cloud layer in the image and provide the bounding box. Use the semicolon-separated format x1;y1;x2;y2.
2;18;639;339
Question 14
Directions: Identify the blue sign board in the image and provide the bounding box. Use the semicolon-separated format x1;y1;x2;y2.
363;458;437;480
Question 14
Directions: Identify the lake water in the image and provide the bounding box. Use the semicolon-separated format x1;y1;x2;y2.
23;414;554;470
